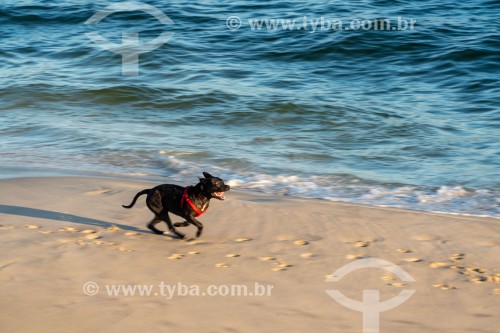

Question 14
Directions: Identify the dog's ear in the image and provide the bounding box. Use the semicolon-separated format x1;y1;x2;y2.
203;172;214;179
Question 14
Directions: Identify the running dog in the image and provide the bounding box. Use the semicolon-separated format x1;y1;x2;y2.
122;172;230;239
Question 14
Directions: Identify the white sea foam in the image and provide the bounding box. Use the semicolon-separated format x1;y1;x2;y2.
7;153;497;219
151;155;499;218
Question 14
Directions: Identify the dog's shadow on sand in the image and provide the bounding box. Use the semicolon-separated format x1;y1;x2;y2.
0;204;178;238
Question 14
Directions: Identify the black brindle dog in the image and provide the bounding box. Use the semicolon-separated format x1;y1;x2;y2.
122;172;230;239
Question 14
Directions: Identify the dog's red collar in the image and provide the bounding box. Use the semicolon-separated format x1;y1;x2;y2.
180;186;207;217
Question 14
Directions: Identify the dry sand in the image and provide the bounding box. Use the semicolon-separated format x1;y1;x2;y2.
0;177;499;333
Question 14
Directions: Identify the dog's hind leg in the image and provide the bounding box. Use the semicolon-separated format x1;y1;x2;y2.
173;221;190;227
161;213;185;239
147;217;164;235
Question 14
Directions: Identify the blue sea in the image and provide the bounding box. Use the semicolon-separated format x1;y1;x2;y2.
0;0;499;217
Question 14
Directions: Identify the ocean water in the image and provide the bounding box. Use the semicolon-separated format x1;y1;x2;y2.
0;0;499;217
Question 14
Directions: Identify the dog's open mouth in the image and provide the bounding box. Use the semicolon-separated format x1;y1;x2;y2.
212;192;225;200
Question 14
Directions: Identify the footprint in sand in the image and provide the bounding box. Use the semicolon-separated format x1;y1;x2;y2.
225;253;239;257
429;262;449;268
276;262;292;268
271;267;286;271
354;241;369;248
450;264;465;270
0;225;15;230
188;251;200;255
343;236;377;243
487;276;500;283
107;225;121;232
58;238;79;244
25;224;41;229
92;240;116;246
433;283;456;290
85;233;102;240
396;248;412;253
81;229;97;234
124;232;141;239
466;267;485;274
167;254;184;260
234;237;252;242
115;247;134;252
381;276;396;281
300;252;315;258
215;263;230;268
59;227;78;232
345;254;363;260
403;258;423;263
39;230;52;235
461;271;477;278
469;277;487;283
294;240;308;246
449;253;465;261
258;256;276;261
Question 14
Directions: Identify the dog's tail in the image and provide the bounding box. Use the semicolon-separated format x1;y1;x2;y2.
122;189;150;209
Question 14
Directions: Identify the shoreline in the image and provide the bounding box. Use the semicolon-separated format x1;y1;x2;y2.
1;172;498;220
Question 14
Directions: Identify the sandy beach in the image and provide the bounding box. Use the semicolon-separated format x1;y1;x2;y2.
0;177;498;333
2;1;499;332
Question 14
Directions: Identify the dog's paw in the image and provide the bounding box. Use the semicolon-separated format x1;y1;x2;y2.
146;225;164;235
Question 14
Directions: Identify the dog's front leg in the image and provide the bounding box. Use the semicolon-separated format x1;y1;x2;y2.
187;217;204;238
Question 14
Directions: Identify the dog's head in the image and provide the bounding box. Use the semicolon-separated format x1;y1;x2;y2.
197;172;230;200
